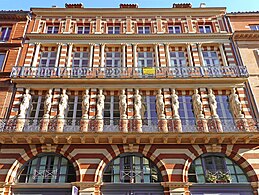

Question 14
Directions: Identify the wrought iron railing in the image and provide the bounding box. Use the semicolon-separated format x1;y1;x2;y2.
10;66;249;79
0;117;258;133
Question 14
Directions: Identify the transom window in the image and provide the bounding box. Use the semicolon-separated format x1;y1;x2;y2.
138;26;150;34
17;153;76;183
39;52;57;67
199;25;212;33
170;51;186;67
104;95;120;126
202;51;220;66
77;26;90;34
0;53;6;71
179;96;195;132
46;25;59;34
168;25;181;34
0;26;12;41
72;52;89;67
188;154;248;183
108;26;120;34
250;25;259;30
142;96;157;129
105;52;121;67
103;153;162;183
138;52;154;67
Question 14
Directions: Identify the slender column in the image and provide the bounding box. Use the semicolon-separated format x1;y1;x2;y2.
100;43;105;67
121;43;126;67
55;43;62;67
154;43;160;67
187;43;194;66
197;43;204;66
31;42;41;67
132;43;138;67
89;43;94;68
66;43;73;67
219;44;228;66
165;43;171;67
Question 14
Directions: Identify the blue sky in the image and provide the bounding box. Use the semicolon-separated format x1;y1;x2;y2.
1;0;259;12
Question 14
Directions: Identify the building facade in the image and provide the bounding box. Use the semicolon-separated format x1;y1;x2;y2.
0;3;258;195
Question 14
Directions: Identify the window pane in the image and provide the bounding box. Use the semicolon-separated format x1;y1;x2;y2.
0;54;5;70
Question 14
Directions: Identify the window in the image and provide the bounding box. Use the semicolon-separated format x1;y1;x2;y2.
46;25;59;34
17;153;76;183
170;51;186;67
138;26;150;34
103;153;162;183
250;25;259;30
72;52;89;67
188;154;248;183
199;25;212;33
168;25;181;34
77;26;90;34
0;26;12;41
39;52;57;67
142;95;157;131
105;52;121;67
104;95;120;127
178;96;196;132
203;51;220;66
108;26;120;34
27;95;44;119
138;52;154;67
0;53;6;71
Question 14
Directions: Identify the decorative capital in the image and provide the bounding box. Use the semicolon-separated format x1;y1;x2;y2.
67;42;74;46
89;43;95;46
57;42;63;46
35;42;41;46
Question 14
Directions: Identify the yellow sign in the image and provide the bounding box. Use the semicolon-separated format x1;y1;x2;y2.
143;67;156;75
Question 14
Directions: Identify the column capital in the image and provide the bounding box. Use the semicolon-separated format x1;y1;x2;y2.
197;43;203;47
89;43;95;46
57;42;63;46
121;43;127;46
132;43;138;46
186;42;192;46
100;43;106;46
34;42;41;46
67;42;74;46
164;43;170;46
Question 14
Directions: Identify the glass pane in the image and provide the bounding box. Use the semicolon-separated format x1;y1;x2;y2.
237;175;248;182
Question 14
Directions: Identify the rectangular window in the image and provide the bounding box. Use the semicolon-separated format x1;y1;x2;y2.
46;25;59;34
250;25;259;30
142;95;157;132
0;53;6;71
0;26;12;41
39;52;57;67
138;52;154;67
202;51;220;66
77;26;90;34
170;51;186;67
138;26;150;34
105;52;121;67
27;95;44;119
199;25;212;33
104;95;120;126
108;26;120;34
178;96;196;132
168;25;181;34
72;52;89;67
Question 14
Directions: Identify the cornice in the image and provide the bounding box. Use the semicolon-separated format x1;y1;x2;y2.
233;31;259;41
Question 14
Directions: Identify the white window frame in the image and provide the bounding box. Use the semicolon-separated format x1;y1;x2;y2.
46;25;59;34
170;51;186;67
104;95;120;126
27;95;43;119
199;25;212;33
142;96;157;129
138;52;154;67
250;25;259;30
0;26;12;41
202;51;220;66
105;52;121;67
168;25;181;34
0;53;6;71
72;52;89;67
138;26;150;34
77;26;90;34
107;26;120;34
39;51;57;67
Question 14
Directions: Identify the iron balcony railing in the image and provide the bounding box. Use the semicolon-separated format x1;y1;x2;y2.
10;66;249;79
0;117;258;133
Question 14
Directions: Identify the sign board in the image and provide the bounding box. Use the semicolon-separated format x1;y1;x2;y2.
143;67;156;75
72;186;78;195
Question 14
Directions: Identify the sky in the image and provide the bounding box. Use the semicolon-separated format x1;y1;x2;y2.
0;0;259;12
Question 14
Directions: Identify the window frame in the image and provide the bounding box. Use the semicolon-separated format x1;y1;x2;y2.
105;51;121;68
39;51;57;67
0;53;6;71
138;26;151;34
199;25;212;33
169;51;186;67
104;95;120;126
77;25;90;34
138;52;154;67
0;26;12;41
202;51;220;66
72;51;89;68
107;26;120;34
46;25;59;34
250;25;259;30
168;25;181;34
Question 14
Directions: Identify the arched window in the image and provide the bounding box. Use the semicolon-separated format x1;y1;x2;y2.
188;154;248;183
103;153;162;183
17;153;76;183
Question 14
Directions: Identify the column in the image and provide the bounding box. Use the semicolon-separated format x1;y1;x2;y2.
154;43;160;67
89;43;94;68
66;43;73;67
121;43;126;67
187;43;194;66
55;43;62;67
197;43;204;66
100;43;105;67
31;42;41;67
165;43;171;67
132;43;138;67
219;44;228;66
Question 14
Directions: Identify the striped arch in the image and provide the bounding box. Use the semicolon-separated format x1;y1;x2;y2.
182;145;258;183
5;145;81;184
94;144;169;183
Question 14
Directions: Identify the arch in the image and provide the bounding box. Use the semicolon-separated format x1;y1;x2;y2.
5;145;81;184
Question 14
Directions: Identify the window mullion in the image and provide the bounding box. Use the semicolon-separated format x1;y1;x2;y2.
110;96;114;124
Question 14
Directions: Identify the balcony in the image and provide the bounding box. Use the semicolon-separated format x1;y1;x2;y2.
10;66;249;79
